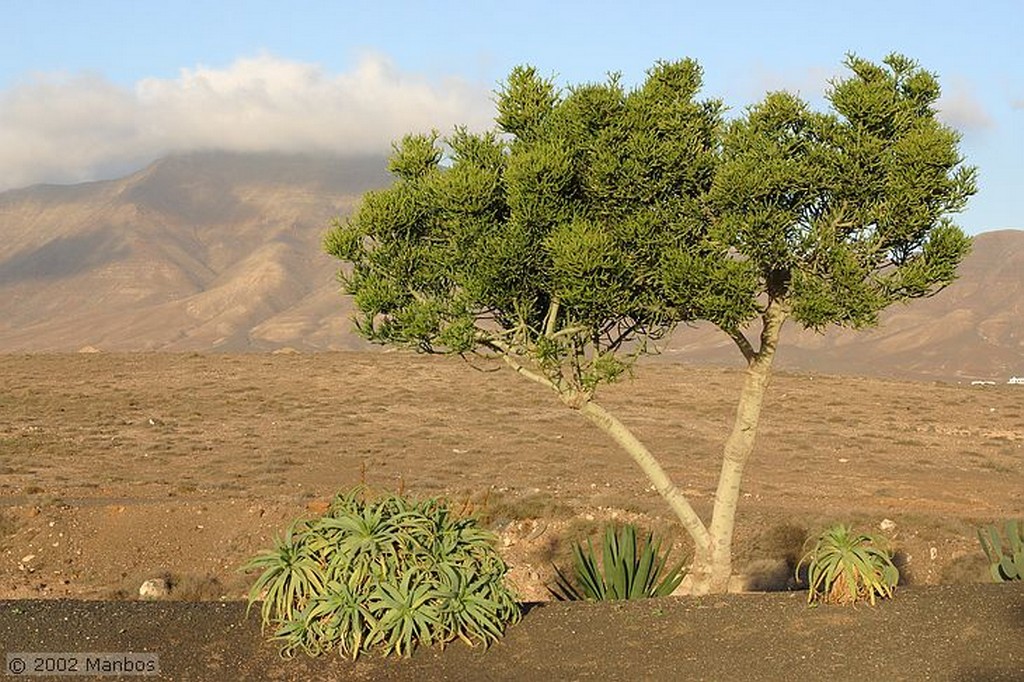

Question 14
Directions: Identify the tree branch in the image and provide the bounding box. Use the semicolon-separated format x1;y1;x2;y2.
726;328;757;364
544;298;560;337
577;399;711;549
502;354;558;391
757;300;789;360
479;333;560;392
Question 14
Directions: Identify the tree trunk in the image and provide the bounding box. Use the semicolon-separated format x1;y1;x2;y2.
576;399;711;552
688;304;787;595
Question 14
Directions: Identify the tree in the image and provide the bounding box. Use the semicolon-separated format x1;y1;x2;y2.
324;53;976;595
693;53;976;592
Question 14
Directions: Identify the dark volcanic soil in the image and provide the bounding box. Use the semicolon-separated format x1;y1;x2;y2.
3;584;1024;681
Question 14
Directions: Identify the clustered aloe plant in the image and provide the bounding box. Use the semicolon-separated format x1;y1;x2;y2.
550;523;686;601
798;523;899;606
977;520;1024;582
243;488;521;659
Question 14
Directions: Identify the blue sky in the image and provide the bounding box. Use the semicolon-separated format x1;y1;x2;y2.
2;0;1021;233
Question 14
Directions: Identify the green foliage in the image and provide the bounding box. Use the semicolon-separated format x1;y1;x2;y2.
977;520;1024;582
325;58;724;402
326;52;975;404
549;524;686;601
798;524;899;606
710;52;976;334
242;488;521;659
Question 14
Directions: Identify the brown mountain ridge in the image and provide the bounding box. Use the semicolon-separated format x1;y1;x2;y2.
0;152;389;352
0;151;1020;382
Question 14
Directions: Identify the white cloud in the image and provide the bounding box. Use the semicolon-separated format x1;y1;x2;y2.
937;78;994;132
0;53;494;191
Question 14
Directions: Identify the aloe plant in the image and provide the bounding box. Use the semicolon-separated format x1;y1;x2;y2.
798;523;898;606
243;519;324;627
242;487;521;659
977;520;1024;582
550;523;686;601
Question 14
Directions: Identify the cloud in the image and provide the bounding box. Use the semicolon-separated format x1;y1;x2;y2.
937;78;994;132
0;53;494;191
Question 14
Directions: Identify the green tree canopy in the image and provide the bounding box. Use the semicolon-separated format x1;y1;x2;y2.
325;60;740;399
710;53;974;345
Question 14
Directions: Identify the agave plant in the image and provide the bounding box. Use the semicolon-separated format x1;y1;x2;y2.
242;487;521;659
798;523;899;606
550;523;686;601
977;520;1024;582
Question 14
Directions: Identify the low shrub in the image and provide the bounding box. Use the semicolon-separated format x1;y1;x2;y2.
242;487;521;659
798;523;898;606
977;520;1023;582
549;523;686;601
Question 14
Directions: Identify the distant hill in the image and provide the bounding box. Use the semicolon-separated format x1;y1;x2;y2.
0;151;1020;382
0;152;390;352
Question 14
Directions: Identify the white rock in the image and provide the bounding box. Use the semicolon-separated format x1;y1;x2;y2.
139;578;170;600
879;518;897;533
21;554;36;564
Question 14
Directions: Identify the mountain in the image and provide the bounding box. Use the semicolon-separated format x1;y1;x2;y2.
0;152;390;352
0;152;1020;382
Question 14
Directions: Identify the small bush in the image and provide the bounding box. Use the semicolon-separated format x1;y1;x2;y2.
242;487;521;659
798;523;898;606
549;523;686;601
977;520;1024;582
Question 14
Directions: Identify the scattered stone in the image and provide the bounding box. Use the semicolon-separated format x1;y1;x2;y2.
21;554;35;564
879;518;897;533
524;522;548;542
139;578;170;600
77;346;102;353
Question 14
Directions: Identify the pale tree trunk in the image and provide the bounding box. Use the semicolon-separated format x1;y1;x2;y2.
503;352;713;552
689;302;788;595
497;303;788;596
576;400;711;551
